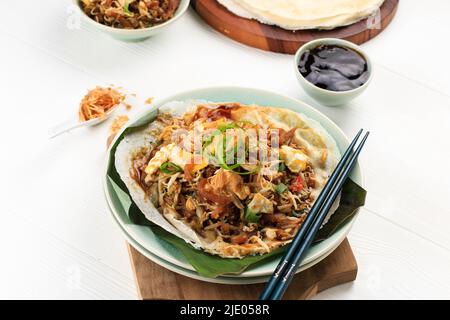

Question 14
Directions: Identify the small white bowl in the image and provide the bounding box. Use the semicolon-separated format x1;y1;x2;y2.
74;0;190;41
294;38;373;106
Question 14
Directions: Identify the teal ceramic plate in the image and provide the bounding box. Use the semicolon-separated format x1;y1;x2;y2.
108;202;347;284
103;87;363;278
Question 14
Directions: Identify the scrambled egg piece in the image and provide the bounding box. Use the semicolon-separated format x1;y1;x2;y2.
144;143;208;176
264;228;277;241
248;193;274;214
279;145;308;173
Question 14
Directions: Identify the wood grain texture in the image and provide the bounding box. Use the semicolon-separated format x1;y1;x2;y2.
192;0;399;54
128;238;357;300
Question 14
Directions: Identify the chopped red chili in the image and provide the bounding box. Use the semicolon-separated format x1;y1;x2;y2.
290;175;304;192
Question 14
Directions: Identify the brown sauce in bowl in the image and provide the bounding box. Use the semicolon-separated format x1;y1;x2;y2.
298;45;369;92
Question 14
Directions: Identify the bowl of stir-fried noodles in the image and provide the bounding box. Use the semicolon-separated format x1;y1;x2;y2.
75;0;190;41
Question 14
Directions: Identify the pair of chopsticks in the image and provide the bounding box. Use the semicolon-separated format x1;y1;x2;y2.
260;129;369;300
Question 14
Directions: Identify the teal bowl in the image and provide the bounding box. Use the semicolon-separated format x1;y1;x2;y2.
74;0;190;41
294;38;373;107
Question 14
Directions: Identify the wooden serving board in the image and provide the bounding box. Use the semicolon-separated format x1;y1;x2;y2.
191;0;399;54
128;238;357;300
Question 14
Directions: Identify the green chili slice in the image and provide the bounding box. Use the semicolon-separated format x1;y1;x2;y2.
160;161;183;174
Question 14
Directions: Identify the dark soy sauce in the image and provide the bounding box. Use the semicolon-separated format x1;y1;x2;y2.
298;45;369;92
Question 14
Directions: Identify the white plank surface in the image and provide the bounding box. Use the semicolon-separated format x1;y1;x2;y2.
1;0;450;299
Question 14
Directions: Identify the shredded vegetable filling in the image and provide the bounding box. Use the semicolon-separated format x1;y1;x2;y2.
130;104;320;251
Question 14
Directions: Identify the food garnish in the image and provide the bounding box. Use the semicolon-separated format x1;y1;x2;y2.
110;115;129;135
245;207;261;223
275;183;288;194
289;175;304;193
107;115;129;148
160;161;183;174
123;1;133;16
79;86;124;122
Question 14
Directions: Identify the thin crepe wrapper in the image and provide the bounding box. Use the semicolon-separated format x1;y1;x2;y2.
106;110;367;278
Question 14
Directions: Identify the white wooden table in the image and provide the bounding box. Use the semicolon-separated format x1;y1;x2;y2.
1;0;450;299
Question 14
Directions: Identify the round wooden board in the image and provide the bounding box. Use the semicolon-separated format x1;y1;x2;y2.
191;0;399;54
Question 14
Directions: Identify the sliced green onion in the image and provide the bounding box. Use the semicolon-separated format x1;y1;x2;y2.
216;138;256;175
202;130;221;148
203;123;240;149
205;123;260;176
279;161;286;172
245;207;261;223
160;162;183;174
216;134;240;170
123;1;133;16
219;162;241;171
275;183;288;194
218;122;239;132
236;120;253;126
218;162;257;176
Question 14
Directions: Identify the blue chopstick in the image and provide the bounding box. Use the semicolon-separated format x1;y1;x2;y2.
259;129;364;300
268;131;369;300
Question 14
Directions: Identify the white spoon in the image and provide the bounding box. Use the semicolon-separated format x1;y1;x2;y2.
48;106;118;139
